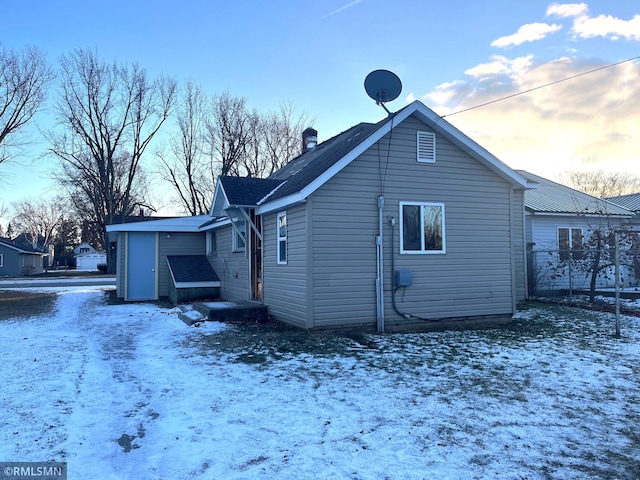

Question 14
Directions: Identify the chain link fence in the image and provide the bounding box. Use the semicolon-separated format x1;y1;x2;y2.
527;248;640;302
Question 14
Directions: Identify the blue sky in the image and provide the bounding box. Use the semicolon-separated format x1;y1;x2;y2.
1;0;639;222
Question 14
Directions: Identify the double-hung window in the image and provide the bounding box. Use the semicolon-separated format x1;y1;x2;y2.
277;211;287;264
558;227;582;261
232;221;246;253
206;230;217;256
400;202;445;254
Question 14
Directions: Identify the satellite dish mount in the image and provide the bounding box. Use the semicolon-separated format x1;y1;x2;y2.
364;70;402;116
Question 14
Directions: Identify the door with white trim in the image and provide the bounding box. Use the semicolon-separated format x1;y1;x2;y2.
126;232;157;300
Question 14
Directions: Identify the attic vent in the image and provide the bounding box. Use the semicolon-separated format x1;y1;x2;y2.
417;131;436;163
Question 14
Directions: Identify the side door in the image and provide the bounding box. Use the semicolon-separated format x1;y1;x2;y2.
126;232;157;301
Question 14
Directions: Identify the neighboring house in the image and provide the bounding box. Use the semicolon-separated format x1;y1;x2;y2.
12;233;53;268
108;100;532;332
0;237;47;277
520;171;635;294
74;242;107;270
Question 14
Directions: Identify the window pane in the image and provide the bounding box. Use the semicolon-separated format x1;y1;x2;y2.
558;228;569;261
279;240;287;263
402;205;421;251
278;214;287;237
571;228;582;259
423;205;443;250
235;222;246;251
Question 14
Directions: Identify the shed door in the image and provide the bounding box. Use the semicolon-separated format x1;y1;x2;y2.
126;232;157;300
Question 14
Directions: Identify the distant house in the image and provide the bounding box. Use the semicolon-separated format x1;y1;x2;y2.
0;237;46;277
12;233;53;268
520;171;635;294
108;100;532;332
74;242;106;270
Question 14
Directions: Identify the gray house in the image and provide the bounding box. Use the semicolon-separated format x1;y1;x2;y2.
108;100;532;331
0;237;46;277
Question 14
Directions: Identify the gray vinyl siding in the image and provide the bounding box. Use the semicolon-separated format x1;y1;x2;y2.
207;224;249;302
512;189;526;302
308;114;518;328
262;204;309;328
116;233;126;298
157;232;206;298
0;246;20;277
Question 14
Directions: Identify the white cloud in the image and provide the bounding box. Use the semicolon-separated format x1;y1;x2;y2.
464;55;533;80
573;13;640;41
547;3;640;41
491;22;562;48
546;3;589;18
421;57;640;179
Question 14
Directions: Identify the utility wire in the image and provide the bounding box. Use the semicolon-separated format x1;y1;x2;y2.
442;55;640;118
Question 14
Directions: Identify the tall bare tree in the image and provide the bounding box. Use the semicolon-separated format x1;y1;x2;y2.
0;45;54;167
48;48;176;271
10;197;64;263
206;90;255;177
160;88;312;215
259;101;311;176
156;80;212;215
559;169;640;198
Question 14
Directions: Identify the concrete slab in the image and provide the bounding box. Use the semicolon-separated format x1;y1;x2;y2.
193;301;268;323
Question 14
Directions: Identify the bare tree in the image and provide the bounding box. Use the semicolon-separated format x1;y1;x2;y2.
10;197;64;264
205;93;312;178
156;80;212;215
47;48;176;271
559;169;640;198
259;101;311;176
205;90;254;177
0;45;54;167
160;89;313;215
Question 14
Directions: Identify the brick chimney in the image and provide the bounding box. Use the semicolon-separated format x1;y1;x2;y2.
302;127;318;153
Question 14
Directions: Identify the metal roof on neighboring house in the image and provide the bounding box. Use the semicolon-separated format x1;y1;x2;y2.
605;193;640;213
518;170;633;216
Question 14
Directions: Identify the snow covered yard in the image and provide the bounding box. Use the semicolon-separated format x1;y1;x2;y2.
0;288;639;480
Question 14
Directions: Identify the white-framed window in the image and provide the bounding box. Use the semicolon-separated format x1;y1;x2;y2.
558;227;582;261
417;131;436;163
232;221;246;253
206;230;217;256
400;202;445;254
277;211;287;264
0;253;3;267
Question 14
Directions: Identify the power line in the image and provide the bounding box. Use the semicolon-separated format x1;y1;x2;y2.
442;55;640;118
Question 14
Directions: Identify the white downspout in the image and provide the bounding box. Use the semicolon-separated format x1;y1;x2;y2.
376;195;385;332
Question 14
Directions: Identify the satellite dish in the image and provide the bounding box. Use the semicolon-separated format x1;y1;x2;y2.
365;70;402;105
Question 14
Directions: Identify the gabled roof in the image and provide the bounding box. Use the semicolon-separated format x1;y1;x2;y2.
606;193;640;213
518;170;633;217
218;176;284;206
0;237;46;255
209;101;531;216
